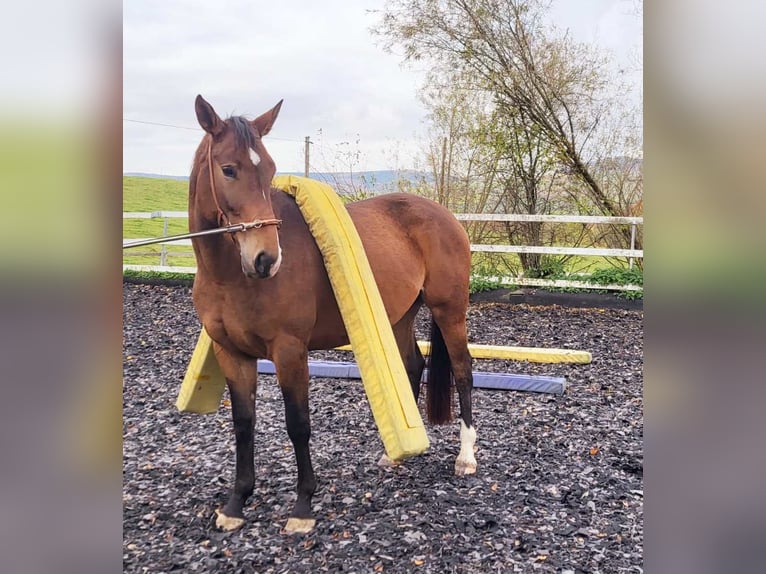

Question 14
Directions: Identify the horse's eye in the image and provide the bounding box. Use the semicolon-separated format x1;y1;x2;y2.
221;165;237;179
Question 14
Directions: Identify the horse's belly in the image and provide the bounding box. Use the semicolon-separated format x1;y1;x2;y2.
305;270;421;352
307;294;348;350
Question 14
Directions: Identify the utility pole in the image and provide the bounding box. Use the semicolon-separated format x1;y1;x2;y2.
304;136;311;177
438;136;447;205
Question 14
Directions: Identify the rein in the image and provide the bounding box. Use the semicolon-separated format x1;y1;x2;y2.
122;220;280;249
122;138;282;251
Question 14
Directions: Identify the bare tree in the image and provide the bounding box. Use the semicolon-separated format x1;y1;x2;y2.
415;65;564;274
376;0;641;250
310;130;377;202
418;73;501;214
488;106;561;273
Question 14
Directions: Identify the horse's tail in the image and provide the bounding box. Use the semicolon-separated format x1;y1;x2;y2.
425;316;454;425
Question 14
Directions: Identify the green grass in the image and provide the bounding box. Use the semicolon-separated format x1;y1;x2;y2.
123;177;192;266
468;252;639;280
123;269;195;282
469;275;511;294
123;176;189;211
123;176;189;237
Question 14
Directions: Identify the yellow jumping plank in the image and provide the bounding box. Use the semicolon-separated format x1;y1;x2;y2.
336;342;592;364
177;328;226;413
274;175;428;461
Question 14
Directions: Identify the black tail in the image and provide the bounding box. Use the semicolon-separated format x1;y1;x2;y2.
425;317;454;425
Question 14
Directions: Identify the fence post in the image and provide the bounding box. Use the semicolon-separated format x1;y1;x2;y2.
629;222;637;270
160;217;168;267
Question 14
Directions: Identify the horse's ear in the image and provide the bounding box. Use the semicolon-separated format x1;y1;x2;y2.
195;95;225;138
251;100;283;137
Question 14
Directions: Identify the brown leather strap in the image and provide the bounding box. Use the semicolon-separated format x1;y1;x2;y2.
206;137;282;232
207;138;228;227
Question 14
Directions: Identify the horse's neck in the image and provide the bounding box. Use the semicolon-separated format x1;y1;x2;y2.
189;182;242;282
188;174;213;234
191;234;235;277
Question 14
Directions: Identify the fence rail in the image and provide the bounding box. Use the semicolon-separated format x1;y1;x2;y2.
454;213;642;224
123;211;643;291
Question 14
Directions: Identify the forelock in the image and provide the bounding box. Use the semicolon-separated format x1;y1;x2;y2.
227;116;257;151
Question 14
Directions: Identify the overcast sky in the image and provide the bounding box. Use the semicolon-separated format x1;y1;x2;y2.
124;0;642;176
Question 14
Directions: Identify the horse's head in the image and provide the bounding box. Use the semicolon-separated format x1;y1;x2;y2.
194;94;284;279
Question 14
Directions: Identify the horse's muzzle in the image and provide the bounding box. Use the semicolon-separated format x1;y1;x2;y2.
255;252;275;278
244;250;281;279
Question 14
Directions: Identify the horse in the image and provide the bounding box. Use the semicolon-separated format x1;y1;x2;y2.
188;95;477;534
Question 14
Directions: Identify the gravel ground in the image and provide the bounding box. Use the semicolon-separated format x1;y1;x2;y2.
123;283;643;573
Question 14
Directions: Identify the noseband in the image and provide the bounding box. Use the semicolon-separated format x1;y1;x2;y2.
207;138;282;231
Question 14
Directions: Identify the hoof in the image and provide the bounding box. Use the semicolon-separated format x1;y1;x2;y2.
215;509;245;531
377;453;402;468
454;460;477;476
283;517;316;534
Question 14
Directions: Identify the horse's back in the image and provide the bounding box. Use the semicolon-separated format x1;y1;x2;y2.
347;192;470;257
347;193;472;309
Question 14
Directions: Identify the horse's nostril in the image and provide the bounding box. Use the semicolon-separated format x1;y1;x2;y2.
254;252;275;278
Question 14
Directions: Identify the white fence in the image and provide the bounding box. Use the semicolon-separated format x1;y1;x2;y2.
123;212;643;291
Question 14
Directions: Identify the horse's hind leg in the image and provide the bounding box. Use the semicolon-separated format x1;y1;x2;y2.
270;336;317;534
394;298;425;401
427;301;477;476
212;344;259;531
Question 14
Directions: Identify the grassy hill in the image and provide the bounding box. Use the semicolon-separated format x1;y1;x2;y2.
123;176;188;211
123;176;192;267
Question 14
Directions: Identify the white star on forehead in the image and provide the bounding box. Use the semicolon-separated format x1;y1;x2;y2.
249;146;267;199
249;147;261;167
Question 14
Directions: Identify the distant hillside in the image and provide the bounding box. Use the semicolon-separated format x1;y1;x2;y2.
124;172;190;181
123;176;188;212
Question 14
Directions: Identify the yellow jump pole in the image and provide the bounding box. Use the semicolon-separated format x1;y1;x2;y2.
336;342;592;364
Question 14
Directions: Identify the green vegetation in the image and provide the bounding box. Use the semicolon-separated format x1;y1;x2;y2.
585;268;643;299
534;267;643;300
586;267;643;287
525;256;567;279
469;275;506;294
123;176;189;237
123;177;193;267
467;265;642;298
466;253;642;298
123;269;195;282
467;252;639;282
123;176;188;211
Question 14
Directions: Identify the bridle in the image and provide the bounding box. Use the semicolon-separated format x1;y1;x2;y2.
121;138;283;251
206;137;282;232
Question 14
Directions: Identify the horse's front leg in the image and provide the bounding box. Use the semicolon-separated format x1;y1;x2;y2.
212;344;259;531
271;337;316;534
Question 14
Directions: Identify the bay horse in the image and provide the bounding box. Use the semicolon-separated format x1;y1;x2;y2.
189;95;476;534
